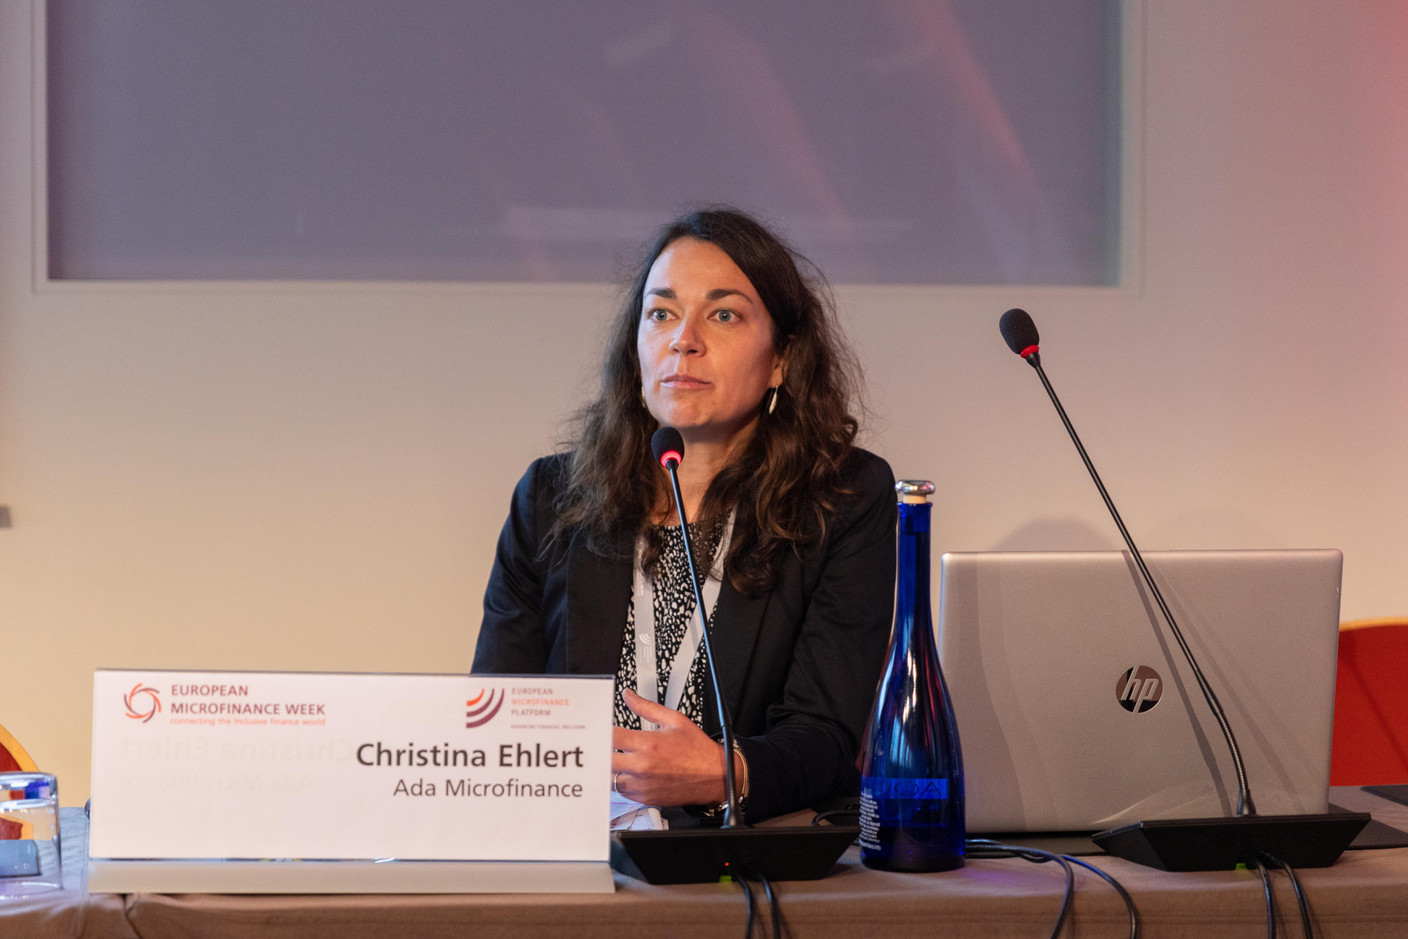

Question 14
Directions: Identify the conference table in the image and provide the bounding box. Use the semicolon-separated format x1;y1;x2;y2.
4;787;1407;939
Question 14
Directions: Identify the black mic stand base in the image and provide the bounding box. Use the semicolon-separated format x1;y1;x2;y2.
612;824;860;884
1092;811;1371;871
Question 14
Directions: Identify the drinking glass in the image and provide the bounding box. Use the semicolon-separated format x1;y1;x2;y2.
0;772;62;896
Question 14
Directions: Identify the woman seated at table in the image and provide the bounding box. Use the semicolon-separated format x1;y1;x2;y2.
473;207;896;823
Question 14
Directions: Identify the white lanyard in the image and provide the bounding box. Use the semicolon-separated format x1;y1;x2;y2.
630;512;734;730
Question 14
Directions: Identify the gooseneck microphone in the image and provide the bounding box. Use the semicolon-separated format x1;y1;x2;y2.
999;309;1254;816
998;308;1368;871
612;430;861;885
649;427;742;828
998;307;1042;365
651;427;684;473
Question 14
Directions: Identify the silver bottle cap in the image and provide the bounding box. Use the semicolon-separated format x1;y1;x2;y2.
895;479;935;504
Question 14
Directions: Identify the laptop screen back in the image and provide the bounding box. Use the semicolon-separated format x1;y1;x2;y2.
936;549;1342;834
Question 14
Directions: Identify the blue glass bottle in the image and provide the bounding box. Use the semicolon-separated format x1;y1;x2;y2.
859;480;965;872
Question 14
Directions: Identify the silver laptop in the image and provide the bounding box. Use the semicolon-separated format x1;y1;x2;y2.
936;549;1343;834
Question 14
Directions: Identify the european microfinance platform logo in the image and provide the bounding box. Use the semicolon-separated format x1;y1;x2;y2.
465;687;505;728
1116;665;1162;713
123;682;162;723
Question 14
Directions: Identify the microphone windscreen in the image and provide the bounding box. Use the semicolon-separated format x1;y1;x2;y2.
651;426;685;467
1000;308;1040;355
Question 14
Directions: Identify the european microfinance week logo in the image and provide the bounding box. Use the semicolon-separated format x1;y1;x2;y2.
123;683;162;723
465;687;505;728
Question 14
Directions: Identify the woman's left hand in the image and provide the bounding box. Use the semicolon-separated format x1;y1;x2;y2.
611;688;726;807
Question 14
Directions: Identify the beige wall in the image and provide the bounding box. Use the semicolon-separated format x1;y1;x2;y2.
2;1;1406;805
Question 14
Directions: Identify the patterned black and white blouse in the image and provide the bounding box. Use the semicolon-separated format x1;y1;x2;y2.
612;521;724;729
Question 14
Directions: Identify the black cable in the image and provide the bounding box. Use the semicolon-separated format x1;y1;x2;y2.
810;808;860;827
1254;858;1278;939
1263;853;1313;939
760;874;782;939
1063;856;1139;939
736;873;757;939
965;841;1075;939
967;839;1140;939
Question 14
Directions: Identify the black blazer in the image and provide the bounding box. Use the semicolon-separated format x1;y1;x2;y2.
472;448;897;821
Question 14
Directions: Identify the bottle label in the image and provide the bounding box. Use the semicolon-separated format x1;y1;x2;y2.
861;776;949;800
858;789;882;850
858;776;956;853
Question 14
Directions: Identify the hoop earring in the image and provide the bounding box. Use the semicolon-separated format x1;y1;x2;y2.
766;386;780;415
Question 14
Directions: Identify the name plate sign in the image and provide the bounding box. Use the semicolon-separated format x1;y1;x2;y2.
90;670;612;874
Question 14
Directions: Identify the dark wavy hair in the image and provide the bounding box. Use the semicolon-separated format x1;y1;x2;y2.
552;207;865;594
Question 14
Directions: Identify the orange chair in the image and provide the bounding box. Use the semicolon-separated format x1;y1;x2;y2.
0;722;39;840
0;721;37;774
1330;618;1408;785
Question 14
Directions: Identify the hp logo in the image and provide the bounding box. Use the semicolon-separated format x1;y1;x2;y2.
1116;665;1162;713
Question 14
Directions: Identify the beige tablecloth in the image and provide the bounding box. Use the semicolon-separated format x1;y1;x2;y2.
3;789;1407;939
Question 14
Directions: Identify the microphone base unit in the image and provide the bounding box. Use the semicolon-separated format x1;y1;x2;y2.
611;824;860;884
1092;811;1371;871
